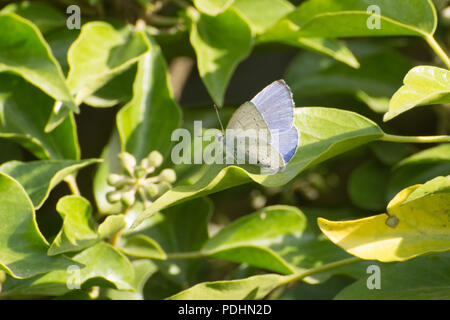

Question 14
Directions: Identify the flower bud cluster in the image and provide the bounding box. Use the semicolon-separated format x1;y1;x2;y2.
106;151;176;208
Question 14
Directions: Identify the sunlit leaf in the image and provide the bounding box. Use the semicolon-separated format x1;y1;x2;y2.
0;159;99;209
385;66;450;121
2;242;135;296
168;274;286;300
0;73;80;160
189;7;252;106
0;173;74;279
319;176;450;262
48;196;98;256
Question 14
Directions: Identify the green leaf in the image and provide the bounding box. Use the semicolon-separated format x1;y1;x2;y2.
387;145;450;200
98;214;127;240
0;159;99;209
319;175;450;262
263;0;437;39
66;22;150;106
121;198;212;288
201;205;369;283
0;13;77;113
189;7;252;106
93;130;123;215
232;0;294;34
2;1;66;34
168;274;286;300
84;65;136;108
348;160;390;211
135;107;383;224
395;144;450;168
278;38;360;69
285;44;412;113
101;259;158;300
2;242;135;297
0;172;74;279
202;205;306;274
46;28;80;76
0;73;80;160
117;34;182;161
335;253;450;299
385;66;450;121
194;0;234;15
48;196;98;256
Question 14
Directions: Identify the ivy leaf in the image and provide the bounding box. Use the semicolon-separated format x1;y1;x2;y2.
232;0;294;34
66;22;150;106
101;259;158;300
1;1;66;34
319;175;450;262
2;242;135;297
48;196;99;256
395;144;450;168
0;159;99;209
98;214;127;240
189;7;253;106
46;28;80;76
194;0;234;16
117;34;182;161
385;66;450;121
0;73;80;160
135;107;383;225
0;172;75;279
263;0;437;39
168;274;286;300
387;144;450;200
202;206;368;283
95;34;181;214
0;13;77;113
335;253;450;299
93;130;123;215
202;206;306;274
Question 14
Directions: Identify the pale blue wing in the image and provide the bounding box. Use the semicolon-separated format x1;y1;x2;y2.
273;126;299;164
250;80;294;134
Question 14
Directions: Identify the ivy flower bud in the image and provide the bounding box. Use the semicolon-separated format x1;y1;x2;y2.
106;190;122;203
144;183;159;198
121;189;136;207
147;151;163;167
159;168;176;183
107;173;124;187
118;152;137;175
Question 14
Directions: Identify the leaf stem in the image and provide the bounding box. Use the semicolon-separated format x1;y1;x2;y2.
64;174;80;196
425;35;450;69
381;133;450;144
166;251;206;259
282;257;362;285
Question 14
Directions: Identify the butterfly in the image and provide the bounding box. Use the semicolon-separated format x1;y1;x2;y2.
216;80;299;174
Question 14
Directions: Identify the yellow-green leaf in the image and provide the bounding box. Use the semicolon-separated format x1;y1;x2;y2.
318;175;450;262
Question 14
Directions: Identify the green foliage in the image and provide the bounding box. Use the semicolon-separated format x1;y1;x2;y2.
0;0;449;301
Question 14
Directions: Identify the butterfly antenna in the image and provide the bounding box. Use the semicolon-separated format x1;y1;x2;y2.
213;104;225;134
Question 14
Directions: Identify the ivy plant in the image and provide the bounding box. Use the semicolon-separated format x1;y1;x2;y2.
0;0;449;300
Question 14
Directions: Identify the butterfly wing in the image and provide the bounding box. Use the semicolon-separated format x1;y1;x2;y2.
250;80;294;135
226;102;284;169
